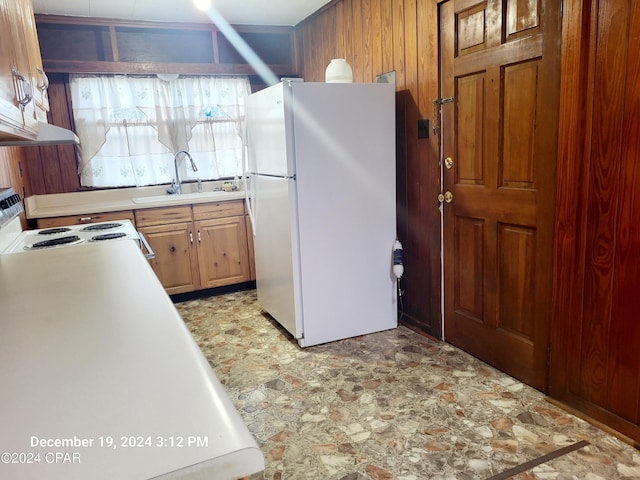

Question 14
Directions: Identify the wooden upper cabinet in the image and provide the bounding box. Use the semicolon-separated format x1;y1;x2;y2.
35;16;296;78
19;0;49;121
0;0;23;134
0;0;48;140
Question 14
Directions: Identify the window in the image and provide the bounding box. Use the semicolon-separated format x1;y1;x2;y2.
70;74;251;188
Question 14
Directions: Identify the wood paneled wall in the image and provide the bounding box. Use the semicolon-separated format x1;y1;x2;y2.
551;0;640;443
0;147;29;228
0;148;24;194
294;0;443;336
295;0;435;96
22;74;81;195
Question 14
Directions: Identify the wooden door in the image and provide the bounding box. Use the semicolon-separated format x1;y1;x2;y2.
139;222;200;295
196;216;250;289
440;0;561;390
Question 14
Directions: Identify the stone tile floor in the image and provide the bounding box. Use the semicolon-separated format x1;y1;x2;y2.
175;289;640;480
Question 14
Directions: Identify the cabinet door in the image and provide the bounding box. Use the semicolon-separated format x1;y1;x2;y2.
2;0;37;132
0;0;28;135
19;0;48;121
0;0;47;137
139;222;200;295
196;216;250;288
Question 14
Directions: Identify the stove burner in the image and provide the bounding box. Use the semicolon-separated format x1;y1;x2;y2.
25;235;83;250
81;223;122;232
91;232;127;241
38;227;72;235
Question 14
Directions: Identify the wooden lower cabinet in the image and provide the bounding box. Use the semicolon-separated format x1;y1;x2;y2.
138;222;200;295
136;200;252;295
196;216;250;289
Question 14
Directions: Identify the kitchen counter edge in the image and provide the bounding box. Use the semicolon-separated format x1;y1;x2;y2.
24;187;246;219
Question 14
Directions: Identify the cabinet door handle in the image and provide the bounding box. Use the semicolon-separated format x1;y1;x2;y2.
189;231;194;244
138;232;155;260
197;230;201;243
12;68;33;110
80;217;92;222
35;66;49;92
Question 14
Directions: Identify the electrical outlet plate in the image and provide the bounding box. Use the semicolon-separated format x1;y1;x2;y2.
418;119;430;139
375;71;396;84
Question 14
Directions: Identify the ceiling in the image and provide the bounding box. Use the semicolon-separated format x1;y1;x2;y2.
31;0;333;26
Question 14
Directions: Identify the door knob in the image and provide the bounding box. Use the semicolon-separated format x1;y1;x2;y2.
438;191;453;203
444;157;454;169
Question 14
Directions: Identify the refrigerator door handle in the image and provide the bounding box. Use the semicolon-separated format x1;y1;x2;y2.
242;120;257;236
243;173;296;236
246;173;296;180
244;174;257;235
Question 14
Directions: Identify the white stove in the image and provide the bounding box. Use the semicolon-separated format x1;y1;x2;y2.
0;188;153;258
3;219;140;254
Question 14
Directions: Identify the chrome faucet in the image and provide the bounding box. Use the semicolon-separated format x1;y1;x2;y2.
171;150;198;194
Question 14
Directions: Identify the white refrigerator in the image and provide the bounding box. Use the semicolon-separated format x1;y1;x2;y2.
245;80;397;347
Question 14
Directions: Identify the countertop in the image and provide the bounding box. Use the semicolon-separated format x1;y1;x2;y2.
24;181;246;219
0;241;264;479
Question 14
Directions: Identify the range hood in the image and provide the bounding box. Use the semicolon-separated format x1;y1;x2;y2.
0;122;79;146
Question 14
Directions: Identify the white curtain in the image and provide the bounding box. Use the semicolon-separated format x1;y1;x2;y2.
70;74;251;188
